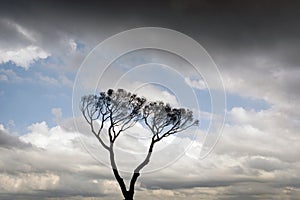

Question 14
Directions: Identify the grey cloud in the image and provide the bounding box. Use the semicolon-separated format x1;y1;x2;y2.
1;0;300;70
0;190;106;200
141;178;249;190
246;156;288;172
2;0;298;104
0;19;32;48
0;129;31;149
0;125;116;199
1;114;300;199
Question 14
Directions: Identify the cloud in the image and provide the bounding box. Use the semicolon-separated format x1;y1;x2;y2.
0;69;23;82
0;124;31;149
58;74;73;87
0;45;50;69
0;1;299;199
0;17;83;72
21;121;81;151
1;18;36;42
35;73;59;86
69;39;78;52
0;74;8;81
214;52;300;103
129;83;180;107
0;122;113;199
52;108;63;123
35;73;73;88
184;77;206;90
2;95;300;199
245;156;288;172
0;172;60;192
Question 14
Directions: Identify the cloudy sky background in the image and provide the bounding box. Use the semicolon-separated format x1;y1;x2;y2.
1;0;300;199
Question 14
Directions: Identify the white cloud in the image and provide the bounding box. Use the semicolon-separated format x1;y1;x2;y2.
7;120;16;129
0;74;8;81
0;124;8;132
69;39;78;52
59;74;73;87
21;121;78;151
115;82;180;107
35;73;73;87
152;189;175;196
21;121;51;148
0;69;23;82
52;108;63;124
0;45;50;69
184;77;207;90
35;72;59;86
0;172;60;192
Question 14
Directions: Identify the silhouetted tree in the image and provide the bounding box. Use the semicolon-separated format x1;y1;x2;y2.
80;88;198;200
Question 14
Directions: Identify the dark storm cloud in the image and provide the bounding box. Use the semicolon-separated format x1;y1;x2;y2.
1;0;300;47
1;0;299;70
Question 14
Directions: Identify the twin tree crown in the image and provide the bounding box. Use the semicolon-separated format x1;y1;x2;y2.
80;88;199;200
81;88;199;135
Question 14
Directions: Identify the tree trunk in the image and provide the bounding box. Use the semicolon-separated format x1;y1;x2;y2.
109;146;128;199
124;191;134;200
110;139;155;200
122;140;154;199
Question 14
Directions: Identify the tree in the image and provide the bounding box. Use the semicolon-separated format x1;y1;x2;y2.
80;88;198;200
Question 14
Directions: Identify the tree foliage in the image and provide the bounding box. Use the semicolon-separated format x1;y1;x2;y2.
80;88;198;200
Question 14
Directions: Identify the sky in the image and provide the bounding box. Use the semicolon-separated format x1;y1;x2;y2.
0;0;300;199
